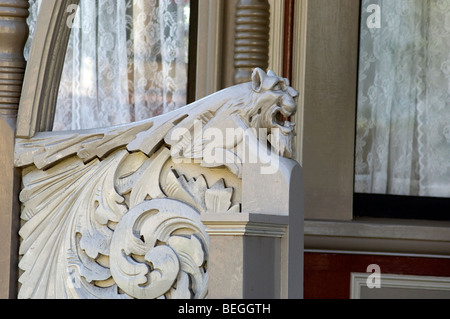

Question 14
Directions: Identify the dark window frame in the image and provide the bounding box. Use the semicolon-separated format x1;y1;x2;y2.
187;0;198;104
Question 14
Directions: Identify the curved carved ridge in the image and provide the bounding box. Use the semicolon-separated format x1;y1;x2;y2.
110;199;209;299
15;69;298;299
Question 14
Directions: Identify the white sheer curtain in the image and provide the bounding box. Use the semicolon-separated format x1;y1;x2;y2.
26;0;190;131
355;0;450;198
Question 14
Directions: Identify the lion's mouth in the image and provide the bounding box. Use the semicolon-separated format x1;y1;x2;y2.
272;106;295;134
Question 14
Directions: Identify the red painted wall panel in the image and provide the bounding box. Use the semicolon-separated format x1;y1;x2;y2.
304;252;450;299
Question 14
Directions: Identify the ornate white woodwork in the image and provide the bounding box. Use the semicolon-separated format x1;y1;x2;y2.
15;68;300;299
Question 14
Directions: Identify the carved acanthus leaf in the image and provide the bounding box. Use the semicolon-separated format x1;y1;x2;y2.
127;147;170;208
163;170;239;214
15;122;154;170
18;150;130;299
18;147;215;299
205;179;240;213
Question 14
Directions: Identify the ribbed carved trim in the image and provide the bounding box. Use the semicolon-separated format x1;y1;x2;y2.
0;0;29;18
234;0;270;84
0;0;29;118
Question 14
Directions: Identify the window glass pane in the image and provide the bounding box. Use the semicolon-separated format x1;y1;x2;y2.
355;0;450;198
24;0;42;61
26;0;190;131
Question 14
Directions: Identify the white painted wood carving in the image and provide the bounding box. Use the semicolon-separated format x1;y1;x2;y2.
15;68;298;299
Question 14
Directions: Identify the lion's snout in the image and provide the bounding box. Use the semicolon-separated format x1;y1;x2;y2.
280;93;297;116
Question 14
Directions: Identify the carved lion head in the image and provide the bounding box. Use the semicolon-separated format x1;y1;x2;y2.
163;68;299;171
236;68;299;158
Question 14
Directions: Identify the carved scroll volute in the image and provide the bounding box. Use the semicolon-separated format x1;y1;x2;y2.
0;0;29;118
233;0;270;84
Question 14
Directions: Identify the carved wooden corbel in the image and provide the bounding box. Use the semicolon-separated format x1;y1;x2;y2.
234;0;270;84
15;68;301;299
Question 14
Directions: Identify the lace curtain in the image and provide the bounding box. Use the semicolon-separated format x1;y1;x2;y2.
26;0;190;131
355;0;450;198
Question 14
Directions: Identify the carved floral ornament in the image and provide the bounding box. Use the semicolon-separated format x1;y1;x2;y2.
15;69;299;299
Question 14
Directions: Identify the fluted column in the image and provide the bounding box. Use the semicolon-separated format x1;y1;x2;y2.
0;0;29;298
233;0;270;84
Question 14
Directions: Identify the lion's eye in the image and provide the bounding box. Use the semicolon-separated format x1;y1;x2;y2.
273;83;285;91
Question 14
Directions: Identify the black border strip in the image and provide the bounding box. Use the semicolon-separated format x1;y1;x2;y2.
354;193;450;221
